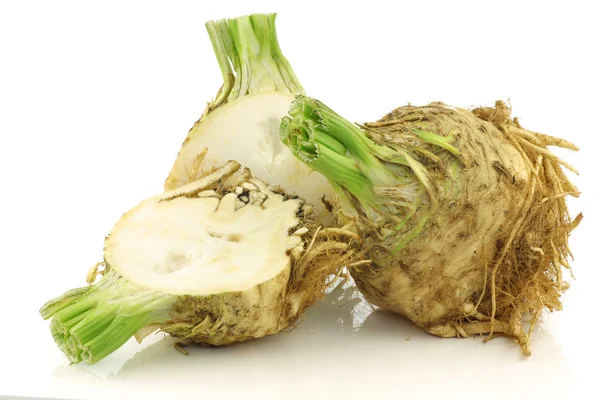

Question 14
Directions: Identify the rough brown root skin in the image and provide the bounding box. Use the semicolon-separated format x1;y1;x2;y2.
162;264;292;345
426;317;531;356
351;101;579;355
473;102;580;352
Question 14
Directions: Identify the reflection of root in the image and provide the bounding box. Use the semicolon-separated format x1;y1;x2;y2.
426;315;531;356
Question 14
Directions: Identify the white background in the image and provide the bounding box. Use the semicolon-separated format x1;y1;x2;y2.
1;0;598;399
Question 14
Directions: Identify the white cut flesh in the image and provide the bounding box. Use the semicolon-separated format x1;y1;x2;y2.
168;92;333;217
105;190;303;296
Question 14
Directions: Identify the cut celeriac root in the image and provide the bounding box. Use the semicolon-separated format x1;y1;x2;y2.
164;13;332;220
40;156;361;364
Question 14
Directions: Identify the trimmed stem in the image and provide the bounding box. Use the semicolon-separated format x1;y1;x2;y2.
288;98;399;186
205;13;304;106
280;96;413;219
40;270;176;364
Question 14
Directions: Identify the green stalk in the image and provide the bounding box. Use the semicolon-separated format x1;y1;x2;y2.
40;270;176;364
265;14;303;95
205;20;235;105
285;98;400;186
280;96;417;218
280;114;375;213
205;13;304;107
280;95;439;251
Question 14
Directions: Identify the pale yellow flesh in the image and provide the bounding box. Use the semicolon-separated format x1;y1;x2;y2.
105;190;302;296
166;92;333;219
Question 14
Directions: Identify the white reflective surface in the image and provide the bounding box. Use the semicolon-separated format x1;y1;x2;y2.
3;279;594;399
